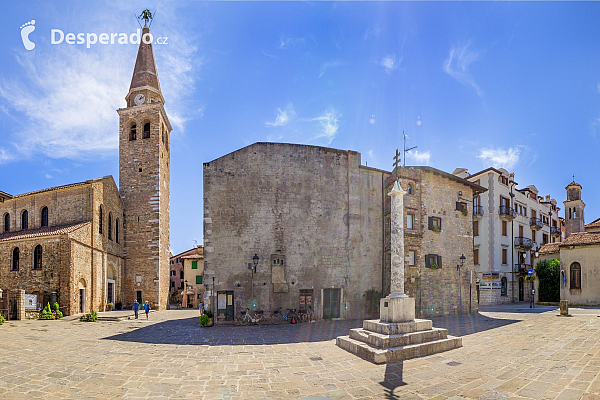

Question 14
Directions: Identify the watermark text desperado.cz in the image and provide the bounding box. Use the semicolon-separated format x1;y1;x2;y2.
51;28;167;48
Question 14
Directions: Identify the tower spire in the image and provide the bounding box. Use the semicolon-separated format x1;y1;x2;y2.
128;24;163;103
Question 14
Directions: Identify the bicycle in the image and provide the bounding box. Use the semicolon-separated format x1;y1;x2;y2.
238;308;268;325
271;307;297;324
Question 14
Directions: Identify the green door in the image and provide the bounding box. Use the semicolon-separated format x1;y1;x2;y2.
323;288;341;320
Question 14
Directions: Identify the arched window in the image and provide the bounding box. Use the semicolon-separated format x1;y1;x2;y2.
569;208;572;219
3;213;9;232
108;213;113;241
40;207;48;227
21;210;28;230
129;124;137;141
115;218;120;243
143;122;150;139
573;208;577;218
99;206;103;235
162;130;166;145
33;245;42;270
570;262;581;289
407;183;414;195
11;247;19;271
501;277;507;296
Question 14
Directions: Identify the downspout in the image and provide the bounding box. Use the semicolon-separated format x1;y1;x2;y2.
381;172;385;298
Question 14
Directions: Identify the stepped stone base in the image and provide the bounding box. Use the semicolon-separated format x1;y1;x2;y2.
336;319;462;364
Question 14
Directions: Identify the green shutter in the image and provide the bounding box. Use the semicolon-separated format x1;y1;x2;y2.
196;275;203;284
192;261;198;269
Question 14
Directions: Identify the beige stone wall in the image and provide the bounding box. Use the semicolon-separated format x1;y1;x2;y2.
182;257;204;308
554;246;600;305
118;103;170;309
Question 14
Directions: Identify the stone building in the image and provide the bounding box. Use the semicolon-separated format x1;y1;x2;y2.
453;167;560;305
0;25;171;316
169;246;204;307
203;142;484;322
540;181;600;306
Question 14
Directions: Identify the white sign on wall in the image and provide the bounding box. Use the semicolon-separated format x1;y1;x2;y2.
25;294;38;310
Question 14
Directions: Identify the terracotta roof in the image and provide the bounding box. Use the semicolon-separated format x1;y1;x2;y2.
585;218;600;229
0;221;91;242
560;232;600;247
129;26;161;92
12;181;89;198
539;242;560;254
171;246;203;259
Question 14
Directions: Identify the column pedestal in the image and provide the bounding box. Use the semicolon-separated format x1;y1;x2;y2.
380;296;415;323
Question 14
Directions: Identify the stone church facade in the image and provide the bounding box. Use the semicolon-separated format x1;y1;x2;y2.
203;143;484;321
0;25;171;316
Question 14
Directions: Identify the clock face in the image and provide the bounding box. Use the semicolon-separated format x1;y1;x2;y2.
134;94;146;106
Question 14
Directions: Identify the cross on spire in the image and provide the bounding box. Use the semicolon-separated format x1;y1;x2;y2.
573;174;575;182
393;149;401;182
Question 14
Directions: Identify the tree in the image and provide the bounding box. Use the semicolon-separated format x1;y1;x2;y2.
535;259;560;302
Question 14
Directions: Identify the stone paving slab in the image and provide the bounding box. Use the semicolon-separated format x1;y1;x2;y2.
1;305;600;399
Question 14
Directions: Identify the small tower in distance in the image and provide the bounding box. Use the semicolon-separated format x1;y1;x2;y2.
118;14;171;309
563;181;585;238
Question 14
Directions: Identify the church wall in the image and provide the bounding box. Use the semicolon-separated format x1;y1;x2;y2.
558;246;600;305
204;143;386;320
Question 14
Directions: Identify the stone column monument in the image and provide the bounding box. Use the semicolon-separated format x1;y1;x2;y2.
337;176;462;364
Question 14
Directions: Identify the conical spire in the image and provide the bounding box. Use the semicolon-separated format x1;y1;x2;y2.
129;26;161;94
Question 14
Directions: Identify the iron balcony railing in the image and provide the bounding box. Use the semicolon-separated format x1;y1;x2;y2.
514;236;533;249
514;264;531;274
530;217;543;229
473;205;484;216
499;206;516;218
550;226;561;237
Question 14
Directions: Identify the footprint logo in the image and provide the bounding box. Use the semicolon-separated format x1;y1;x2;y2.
20;20;36;51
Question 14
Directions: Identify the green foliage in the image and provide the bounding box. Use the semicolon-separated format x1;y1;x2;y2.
40;302;54;320
432;227;441;233
79;310;98;322
461;209;468;216
106;302;114;310
430;264;438;270
203;309;213;319
52;302;59;312
199;313;210;327
535;259;560;302
55;311;63;319
0;315;5;325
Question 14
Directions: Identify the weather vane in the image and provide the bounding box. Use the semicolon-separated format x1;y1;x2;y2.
138;9;154;27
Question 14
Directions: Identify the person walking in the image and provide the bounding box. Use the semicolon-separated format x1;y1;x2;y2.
133;299;139;319
144;301;151;320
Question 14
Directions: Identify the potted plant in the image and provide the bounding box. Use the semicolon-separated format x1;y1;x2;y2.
432;226;441;233
430;264;438;270
461;209;468;216
106;302;114;311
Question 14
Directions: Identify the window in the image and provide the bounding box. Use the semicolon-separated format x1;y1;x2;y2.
532;230;536;243
407;213;415;230
502;220;507;236
180;271;184;279
570;262;581;289
407;183;413;195
501;277;507;296
425;254;442;269
170;270;176;276
456;202;467;212
569;208;572;219
115;218;120;243
500;175;509;185
192;261;198;269
40;207;48;227
474;249;479;265
3;213;9;232
473;221;479;237
543;233;548;244
143;122;150;139
428;216;442;232
502;248;507;265
108;213;113;241
129;124;137;141
21;210;28;230
99;206;103;235
196;275;203;284
11;247;19;271
408;250;415;266
171;280;175;288
33;245;42;270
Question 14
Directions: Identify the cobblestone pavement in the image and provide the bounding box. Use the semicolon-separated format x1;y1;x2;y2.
1;304;600;400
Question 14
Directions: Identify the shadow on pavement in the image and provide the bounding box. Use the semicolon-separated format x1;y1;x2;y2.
103;317;364;345
429;312;521;337
379;361;406;400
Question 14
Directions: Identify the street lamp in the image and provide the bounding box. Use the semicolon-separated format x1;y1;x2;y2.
248;253;259;309
530;246;539;308
457;254;466;314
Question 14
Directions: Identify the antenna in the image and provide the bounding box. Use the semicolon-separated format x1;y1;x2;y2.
403;131;417;167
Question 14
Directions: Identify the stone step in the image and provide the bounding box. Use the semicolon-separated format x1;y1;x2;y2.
336;334;462;364
349;327;448;349
362;318;433;335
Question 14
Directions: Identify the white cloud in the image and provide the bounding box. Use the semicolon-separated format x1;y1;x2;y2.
477;147;521;169
319;61;344;78
443;43;483;97
310;108;340;144
265;104;296;127
379;53;400;75
278;36;305;49
406;150;431;166
597;82;600;93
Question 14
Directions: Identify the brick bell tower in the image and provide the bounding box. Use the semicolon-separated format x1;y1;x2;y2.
118;25;171;309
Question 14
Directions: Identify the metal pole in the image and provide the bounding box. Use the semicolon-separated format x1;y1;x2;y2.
212;276;215;317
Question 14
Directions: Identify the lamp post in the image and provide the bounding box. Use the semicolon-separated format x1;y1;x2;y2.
248;253;259;309
184;280;188;308
212;276;215;317
530;247;539;308
457;254;466;314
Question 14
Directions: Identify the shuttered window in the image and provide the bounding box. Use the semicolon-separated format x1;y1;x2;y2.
192;261;198;269
196;275;203;284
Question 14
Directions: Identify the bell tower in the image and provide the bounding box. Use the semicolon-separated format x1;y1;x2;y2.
118;24;171;309
563;181;584;239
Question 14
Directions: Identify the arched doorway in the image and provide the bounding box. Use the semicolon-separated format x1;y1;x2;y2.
518;277;524;301
107;265;116;305
78;279;87;313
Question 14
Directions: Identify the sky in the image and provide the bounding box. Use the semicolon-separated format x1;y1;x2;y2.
1;1;600;255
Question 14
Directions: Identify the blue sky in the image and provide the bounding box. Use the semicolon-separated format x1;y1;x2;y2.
1;1;599;254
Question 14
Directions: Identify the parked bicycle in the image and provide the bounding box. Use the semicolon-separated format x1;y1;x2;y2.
238;308;268;325
271;307;297;324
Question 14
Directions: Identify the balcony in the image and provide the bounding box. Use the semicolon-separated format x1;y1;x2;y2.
499;206;516;220
514;236;533;249
513;263;531;275
473;205;484;219
529;217;543;230
551;226;561;237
